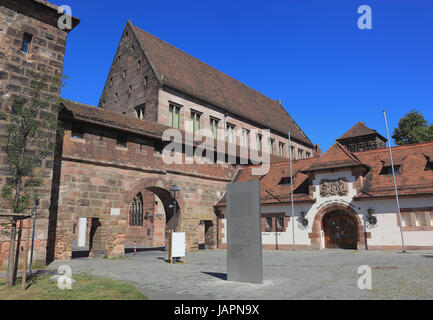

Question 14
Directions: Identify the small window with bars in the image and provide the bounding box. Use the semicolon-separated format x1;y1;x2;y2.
21;33;32;53
265;217;273;231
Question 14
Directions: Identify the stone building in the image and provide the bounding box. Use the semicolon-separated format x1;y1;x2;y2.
0;1;315;265
216;122;433;250
0;0;79;266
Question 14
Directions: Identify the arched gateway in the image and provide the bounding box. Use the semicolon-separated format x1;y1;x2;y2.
309;203;366;250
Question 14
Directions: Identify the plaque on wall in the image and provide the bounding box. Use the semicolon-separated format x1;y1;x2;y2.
226;180;263;284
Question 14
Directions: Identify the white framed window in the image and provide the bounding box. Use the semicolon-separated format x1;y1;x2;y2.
298;149;303;159
190;110;201;134
268;138;274;154
256;134;262;152
279;142;285;157
169;104;180;128
241;128;249;147
210;117;219;139
226;123;235;144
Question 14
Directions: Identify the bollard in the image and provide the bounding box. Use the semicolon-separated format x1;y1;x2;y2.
134;241;136;255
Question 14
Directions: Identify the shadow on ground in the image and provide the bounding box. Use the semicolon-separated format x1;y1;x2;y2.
201;272;227;280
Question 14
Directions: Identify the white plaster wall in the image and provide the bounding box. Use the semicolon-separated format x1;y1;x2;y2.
220;169;433;248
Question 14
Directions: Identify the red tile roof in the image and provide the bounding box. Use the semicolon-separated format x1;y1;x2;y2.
130;21;313;147
216;138;433;207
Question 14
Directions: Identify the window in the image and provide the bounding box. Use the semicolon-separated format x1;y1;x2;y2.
289;146;295;160
116;134;127;148
256;134;262;152
380;165;400;175
21;33;32;53
190;110;201;134
276;216;285;231
279;142;285;157
135;104;145;119
210;117;219;139
129;193;143;226
137;60;141;69
122;69;127;78
425;158;433;171
71;126;84;139
109;77;113;87
114;93;118;103
298;149;303;159
226;123;235;143
241;128;249;147
265;217;273;231
268;138;274;154
169;104;180;128
144;76;148;86
306;152;311;158
128;85;133;95
278;177;291;185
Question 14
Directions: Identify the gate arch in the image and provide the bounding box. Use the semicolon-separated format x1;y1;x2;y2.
309;203;366;249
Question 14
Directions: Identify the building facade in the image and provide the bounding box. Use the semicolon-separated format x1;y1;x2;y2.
0;1;315;265
216;123;433;250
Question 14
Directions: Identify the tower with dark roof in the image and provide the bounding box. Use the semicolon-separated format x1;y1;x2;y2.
336;122;387;153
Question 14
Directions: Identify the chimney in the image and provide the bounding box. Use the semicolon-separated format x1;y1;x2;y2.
314;144;322;158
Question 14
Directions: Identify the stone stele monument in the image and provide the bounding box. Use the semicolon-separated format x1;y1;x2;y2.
226;180;263;284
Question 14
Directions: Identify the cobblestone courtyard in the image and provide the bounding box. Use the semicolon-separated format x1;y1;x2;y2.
49;249;433;300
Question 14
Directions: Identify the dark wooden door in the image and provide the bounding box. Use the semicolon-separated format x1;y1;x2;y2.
324;213;357;249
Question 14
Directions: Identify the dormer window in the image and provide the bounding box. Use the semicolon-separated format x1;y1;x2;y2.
21;33;32;53
380;165;400;175
278;177;292;185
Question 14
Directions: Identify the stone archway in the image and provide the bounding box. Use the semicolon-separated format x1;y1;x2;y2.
124;177;183;250
309;203;366;250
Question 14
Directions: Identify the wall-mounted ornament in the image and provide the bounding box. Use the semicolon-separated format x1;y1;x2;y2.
297;211;309;230
319;178;349;197
366;208;378;229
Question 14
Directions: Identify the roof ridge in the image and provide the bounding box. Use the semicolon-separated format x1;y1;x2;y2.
131;23;281;107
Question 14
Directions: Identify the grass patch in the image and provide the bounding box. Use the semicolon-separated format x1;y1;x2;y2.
0;261;47;272
0;273;148;300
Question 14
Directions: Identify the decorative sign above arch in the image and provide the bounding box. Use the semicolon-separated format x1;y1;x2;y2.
320;178;349;197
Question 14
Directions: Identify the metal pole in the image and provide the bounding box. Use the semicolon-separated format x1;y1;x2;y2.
172;199;176;263
383;110;406;253
29;199;38;279
288;132;296;251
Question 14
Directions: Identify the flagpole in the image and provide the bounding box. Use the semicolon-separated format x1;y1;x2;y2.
288;132;296;251
383;110;406;253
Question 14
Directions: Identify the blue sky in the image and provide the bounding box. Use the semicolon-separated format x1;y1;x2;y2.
57;0;433;151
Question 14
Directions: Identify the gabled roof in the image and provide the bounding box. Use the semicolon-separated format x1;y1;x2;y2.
129;21;313;147
337;122;386;141
301;142;368;173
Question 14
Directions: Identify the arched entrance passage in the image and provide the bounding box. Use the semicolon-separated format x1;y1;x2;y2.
124;178;182;250
322;211;357;249
309;203;366;250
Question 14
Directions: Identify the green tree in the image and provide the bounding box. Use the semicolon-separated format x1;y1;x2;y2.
1;69;59;288
392;110;433;145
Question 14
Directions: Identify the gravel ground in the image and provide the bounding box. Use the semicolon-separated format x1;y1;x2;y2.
48;249;433;300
